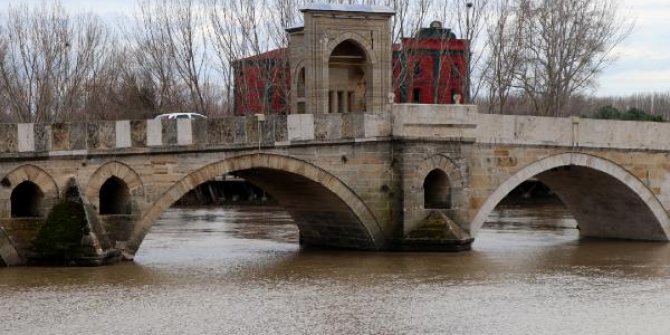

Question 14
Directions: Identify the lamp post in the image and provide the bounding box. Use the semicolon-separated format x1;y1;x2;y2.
465;2;473;103
255;113;265;152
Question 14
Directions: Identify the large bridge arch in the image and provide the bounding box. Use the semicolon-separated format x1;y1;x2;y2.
123;153;386;259
470;153;670;241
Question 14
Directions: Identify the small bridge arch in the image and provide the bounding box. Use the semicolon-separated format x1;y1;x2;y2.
470;153;670;241
85;161;144;215
123;153;386;259
1;164;59;219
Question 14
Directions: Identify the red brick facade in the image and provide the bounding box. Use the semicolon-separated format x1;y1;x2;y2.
232;24;467;115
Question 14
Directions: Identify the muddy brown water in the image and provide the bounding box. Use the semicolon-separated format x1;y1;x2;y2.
3;204;670;334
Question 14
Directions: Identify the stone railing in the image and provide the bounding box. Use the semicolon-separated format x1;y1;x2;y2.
392;104;670;151
477;113;670;150
2;104;668;157
0;113;391;157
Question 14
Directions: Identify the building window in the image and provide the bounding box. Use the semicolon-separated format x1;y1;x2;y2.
413;62;422;77
413;88;421;103
297;67;306;98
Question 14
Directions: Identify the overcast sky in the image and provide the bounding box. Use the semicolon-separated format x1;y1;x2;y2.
1;0;668;96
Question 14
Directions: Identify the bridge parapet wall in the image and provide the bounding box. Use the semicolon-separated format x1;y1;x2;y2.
477;113;670;150
392;104;478;140
0;113;391;158
392;104;670;150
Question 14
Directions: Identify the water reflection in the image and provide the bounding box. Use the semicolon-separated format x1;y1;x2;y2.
3;205;670;334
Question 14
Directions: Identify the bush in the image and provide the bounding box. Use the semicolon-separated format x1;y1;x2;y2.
31;200;86;264
590;105;664;122
592;105;621;120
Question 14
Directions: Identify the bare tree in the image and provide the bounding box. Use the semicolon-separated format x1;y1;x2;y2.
0;2;109;122
515;0;632;116
129;0;210;116
483;0;524;113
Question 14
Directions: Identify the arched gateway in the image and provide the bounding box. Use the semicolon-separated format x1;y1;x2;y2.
122;153;386;259
470;153;670;241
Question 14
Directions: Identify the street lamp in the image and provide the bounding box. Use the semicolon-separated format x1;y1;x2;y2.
465;2;473;103
255;113;265;152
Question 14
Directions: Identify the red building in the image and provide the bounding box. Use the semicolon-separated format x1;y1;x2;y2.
232;22;468;115
393;21;468;104
232;48;290;115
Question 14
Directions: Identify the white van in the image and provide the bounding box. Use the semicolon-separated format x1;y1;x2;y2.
154;113;207;120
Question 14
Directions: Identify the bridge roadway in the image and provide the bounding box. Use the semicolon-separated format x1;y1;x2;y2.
1;104;670;265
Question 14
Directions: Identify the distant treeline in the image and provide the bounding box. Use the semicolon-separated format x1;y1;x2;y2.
478;92;670;122
0;0;639;122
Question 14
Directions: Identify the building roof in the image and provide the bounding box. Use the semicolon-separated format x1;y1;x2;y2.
285;24;304;33
300;3;395;15
233;48;287;64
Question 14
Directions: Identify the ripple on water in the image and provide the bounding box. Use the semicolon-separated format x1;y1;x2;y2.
4;205;670;334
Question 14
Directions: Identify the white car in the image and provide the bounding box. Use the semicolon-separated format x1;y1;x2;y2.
154;112;207;120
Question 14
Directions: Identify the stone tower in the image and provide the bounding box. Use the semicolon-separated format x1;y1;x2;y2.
287;4;395;114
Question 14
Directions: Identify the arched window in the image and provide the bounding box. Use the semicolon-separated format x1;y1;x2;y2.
329;40;368;113
423;169;451;209
297;67;306;98
99;177;131;215
11;181;44;218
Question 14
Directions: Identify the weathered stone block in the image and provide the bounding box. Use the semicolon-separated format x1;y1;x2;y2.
234;117;247;144
130;120;147;147
162;120;178;145
316;114;343;140
0;124;18;153
177;119;193;145
191;119;208;145
287;114;315;141
244;116;259;144
342;113;364;138
146;120;162;146
17;124;34;153
275;115;288;142
50;123;70;151
34;124;49;152
87;121;115;150
70;123;87;150
261;115;276;145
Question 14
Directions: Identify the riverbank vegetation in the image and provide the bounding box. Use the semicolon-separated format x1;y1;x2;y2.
0;0;660;122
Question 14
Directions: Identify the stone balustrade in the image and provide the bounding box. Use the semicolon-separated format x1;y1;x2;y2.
0;113;391;157
2;105;670;157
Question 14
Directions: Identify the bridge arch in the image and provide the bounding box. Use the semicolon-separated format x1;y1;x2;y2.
416;154;464;210
123;153;386;259
470;153;670;241
85;161;144;214
1;164;59;218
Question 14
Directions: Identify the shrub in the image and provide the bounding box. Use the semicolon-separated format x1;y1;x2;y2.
31;200;86;264
590;105;664;122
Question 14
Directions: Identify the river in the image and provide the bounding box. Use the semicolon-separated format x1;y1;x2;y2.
3;204;670;334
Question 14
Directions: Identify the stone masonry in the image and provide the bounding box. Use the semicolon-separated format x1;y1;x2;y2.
2;4;670;265
1;105;670;266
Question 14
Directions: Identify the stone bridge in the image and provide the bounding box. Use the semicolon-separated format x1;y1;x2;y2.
1;104;670;266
